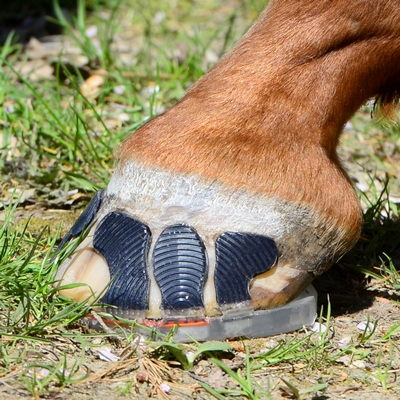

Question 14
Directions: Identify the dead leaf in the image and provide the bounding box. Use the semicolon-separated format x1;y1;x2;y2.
97;347;119;362
80;74;105;99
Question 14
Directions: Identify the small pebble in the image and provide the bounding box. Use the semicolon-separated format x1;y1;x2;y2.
160;383;171;393
357;321;375;333
85;25;98;38
113;85;126;95
309;322;327;333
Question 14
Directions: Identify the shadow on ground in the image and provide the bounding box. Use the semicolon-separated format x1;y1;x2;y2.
0;0;77;44
314;209;400;317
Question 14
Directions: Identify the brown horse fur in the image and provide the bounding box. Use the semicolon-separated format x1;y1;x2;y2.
122;0;400;222
57;0;400;314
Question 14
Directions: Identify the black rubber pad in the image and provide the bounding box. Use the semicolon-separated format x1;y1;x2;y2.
56;190;103;252
153;224;207;311
93;212;151;310
215;232;277;307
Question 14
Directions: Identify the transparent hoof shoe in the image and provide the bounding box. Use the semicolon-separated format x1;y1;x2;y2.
84;286;317;342
56;191;317;341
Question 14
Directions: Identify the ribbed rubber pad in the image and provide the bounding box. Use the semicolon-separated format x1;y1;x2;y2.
93;212;151;310
215;232;277;307
153;224;207;311
56;190;103;251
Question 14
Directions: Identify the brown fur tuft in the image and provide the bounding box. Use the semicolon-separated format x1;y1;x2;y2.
374;84;400;119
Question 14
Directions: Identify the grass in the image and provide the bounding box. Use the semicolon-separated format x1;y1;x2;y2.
0;0;400;398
